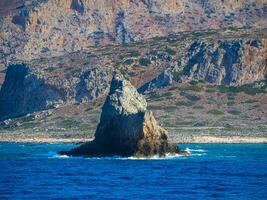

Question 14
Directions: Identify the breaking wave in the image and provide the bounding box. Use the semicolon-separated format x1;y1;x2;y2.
47;153;187;160
45;148;207;160
185;148;207;156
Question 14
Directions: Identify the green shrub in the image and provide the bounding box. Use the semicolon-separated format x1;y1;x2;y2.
193;105;204;109
189;80;199;85
175;121;192;126
45;66;55;72
227;100;235;106
207;109;224;115
228;110;241;115
228;95;235;100
180;91;201;101
173;71;182;82
128;50;140;57
164;106;177;111
60;119;79;129
184;85;203;92
147;105;162;110
161;92;172;98
78;124;94;133
241;99;258;104
148;92;161;100
165;47;176;55
20;122;41;129
152;36;164;42
176;101;192;107
124;59;134;65
85;107;94;112
206;88;216;93
219;85;230;93
139;57;151;66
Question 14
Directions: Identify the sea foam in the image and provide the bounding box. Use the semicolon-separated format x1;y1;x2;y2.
185;148;207;156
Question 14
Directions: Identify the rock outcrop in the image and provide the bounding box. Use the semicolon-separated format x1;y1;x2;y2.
0;63;111;121
59;72;183;157
138;69;173;94
178;39;267;86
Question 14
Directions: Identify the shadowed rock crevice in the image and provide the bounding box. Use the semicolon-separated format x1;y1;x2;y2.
60;72;186;157
0;64;61;120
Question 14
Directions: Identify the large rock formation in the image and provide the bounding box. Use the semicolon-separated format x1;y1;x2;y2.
59;72;183;157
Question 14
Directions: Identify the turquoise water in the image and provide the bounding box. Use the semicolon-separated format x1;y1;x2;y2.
0;143;266;199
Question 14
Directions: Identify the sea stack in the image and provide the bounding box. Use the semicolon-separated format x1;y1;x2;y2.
60;72;185;157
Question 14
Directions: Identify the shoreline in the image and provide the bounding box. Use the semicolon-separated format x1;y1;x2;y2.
0;135;266;144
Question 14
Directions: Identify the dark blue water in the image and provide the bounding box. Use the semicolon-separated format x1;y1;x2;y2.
0;143;266;199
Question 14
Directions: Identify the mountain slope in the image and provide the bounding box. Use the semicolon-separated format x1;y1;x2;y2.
0;0;266;77
0;28;266;120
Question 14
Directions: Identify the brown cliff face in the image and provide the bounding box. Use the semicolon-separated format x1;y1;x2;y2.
0;0;266;64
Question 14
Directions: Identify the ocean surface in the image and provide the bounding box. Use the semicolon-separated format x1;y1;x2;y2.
0;143;266;199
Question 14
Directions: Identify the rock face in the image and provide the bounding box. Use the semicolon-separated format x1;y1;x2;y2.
138;69;173;93
0;63;111;120
179;39;267;86
60;73;179;157
0;0;266;69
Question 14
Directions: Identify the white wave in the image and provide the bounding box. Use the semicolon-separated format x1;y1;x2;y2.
116;153;185;160
36;152;193;160
31;151;71;159
185;148;207;153
52;154;70;159
46;152;190;160
83;153;186;160
192;153;207;156
184;148;207;156
85;156;121;160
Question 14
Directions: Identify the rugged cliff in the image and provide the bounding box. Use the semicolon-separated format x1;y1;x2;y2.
173;38;267;86
0;63;111;120
0;0;266;73
0;28;266;120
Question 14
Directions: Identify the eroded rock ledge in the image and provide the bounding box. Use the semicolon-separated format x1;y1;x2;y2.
59;72;188;157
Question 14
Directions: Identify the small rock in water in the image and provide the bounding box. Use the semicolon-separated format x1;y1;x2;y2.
59;72;187;157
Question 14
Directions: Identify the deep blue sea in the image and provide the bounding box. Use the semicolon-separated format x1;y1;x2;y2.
0;143;266;199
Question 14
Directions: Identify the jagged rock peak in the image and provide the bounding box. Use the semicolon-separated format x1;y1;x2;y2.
103;71;147;117
59;72;185;157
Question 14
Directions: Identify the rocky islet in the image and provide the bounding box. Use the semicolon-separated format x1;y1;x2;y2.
59;72;188;157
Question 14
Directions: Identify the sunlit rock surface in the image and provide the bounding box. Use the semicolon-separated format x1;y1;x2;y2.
59;72;185;157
